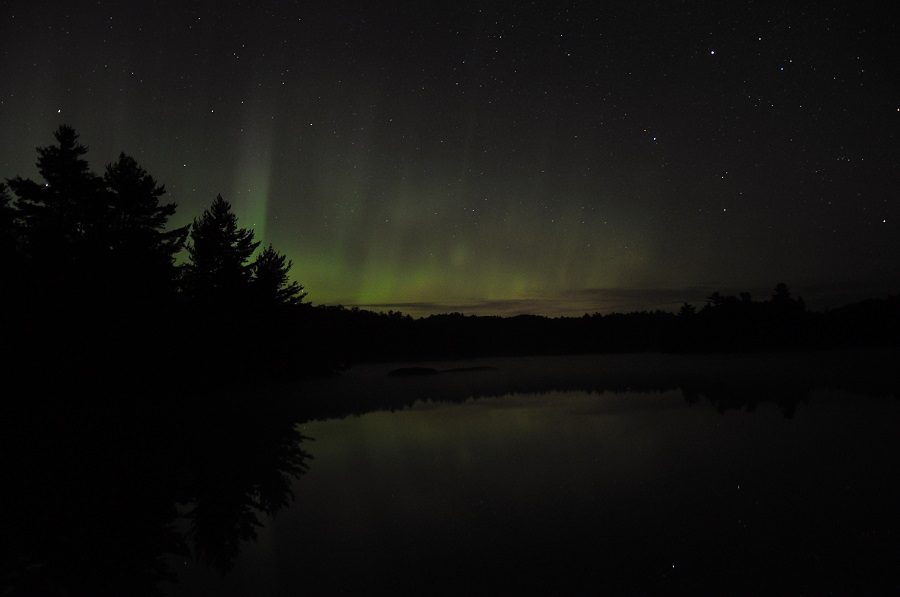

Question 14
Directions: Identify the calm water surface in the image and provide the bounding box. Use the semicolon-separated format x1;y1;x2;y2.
164;352;900;595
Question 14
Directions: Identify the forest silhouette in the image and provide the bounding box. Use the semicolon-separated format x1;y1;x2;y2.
1;126;899;389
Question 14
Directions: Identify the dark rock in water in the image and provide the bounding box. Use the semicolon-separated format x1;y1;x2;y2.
441;366;498;373
388;365;498;377
388;367;440;376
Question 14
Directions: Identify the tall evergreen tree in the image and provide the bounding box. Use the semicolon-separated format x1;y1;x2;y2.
251;245;307;307
6;126;106;274
0;183;21;314
3;128;195;381
104;153;187;297
0;183;17;259
184;195;259;305
772;282;792;304
771;282;805;312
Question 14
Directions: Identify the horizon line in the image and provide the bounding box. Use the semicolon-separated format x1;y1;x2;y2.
316;282;900;318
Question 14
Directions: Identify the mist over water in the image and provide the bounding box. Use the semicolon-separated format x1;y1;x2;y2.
164;352;900;595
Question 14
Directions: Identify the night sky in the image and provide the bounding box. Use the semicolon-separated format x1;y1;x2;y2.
1;2;897;315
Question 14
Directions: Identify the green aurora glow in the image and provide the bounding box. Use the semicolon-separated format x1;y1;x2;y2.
1;3;897;315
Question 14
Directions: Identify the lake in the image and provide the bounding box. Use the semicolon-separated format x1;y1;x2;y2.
165;352;900;595
3;352;899;595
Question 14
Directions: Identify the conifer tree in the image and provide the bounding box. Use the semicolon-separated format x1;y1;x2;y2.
0;183;20;312
6;126;106;272
251;244;307;307
0;183;17;259
184;195;259;305
104;153;187;296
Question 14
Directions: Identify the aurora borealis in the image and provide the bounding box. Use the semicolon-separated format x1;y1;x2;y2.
1;2;897;315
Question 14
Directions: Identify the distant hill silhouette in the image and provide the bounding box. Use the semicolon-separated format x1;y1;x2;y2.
300;289;899;364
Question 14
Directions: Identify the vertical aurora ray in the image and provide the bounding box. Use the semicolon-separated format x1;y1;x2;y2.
0;2;895;315
230;110;276;247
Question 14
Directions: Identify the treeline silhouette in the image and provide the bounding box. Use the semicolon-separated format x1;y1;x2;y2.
1;126;320;386
307;283;900;363
2;127;899;385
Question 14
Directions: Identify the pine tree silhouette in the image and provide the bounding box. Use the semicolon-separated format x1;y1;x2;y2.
0;183;20;316
104;153;187;298
184;195;260;305
6;126;106;282
0;183;17;258
772;282;792;304
252;244;307;307
3;127;194;380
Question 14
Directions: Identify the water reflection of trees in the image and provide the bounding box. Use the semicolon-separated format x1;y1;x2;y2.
302;376;818;421
181;406;310;573
296;352;900;422
0;392;309;596
3;352;899;595
680;382;812;418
